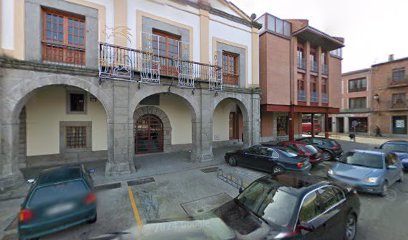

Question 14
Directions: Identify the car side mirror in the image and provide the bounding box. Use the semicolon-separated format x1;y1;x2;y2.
27;179;35;184
239;187;244;194
387;165;397;169
87;168;96;174
297;222;315;232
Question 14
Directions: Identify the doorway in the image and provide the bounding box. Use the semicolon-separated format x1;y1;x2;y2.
135;114;164;154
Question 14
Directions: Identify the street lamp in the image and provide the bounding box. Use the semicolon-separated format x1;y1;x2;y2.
373;93;379;101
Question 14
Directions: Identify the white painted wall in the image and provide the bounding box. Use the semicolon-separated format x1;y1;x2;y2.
25;86;108;156
127;0;201;61
84;0;115;44
1;0;14;50
148;94;192;145
213;100;236;141
208;14;253;85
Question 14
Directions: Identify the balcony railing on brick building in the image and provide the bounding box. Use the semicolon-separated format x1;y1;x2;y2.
310;61;318;73
390;100;408;110
298;90;306;102
98;43;223;90
321;93;329;104
297;57;306;70
388;76;408;88
311;92;319;102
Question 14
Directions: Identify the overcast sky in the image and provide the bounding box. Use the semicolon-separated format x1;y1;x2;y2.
232;0;408;73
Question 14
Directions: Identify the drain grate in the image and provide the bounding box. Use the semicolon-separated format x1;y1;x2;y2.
200;167;219;173
94;182;122;192
127;177;155;186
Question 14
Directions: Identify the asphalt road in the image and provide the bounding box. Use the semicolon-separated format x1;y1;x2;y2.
2;139;407;240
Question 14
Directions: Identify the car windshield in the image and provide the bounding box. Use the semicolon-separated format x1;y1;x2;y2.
381;143;408;152
28;180;88;207
278;148;298;157
237;180;297;227
299;145;318;154
340;152;383;169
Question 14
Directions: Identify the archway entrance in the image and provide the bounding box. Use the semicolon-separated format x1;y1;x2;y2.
135;114;164;154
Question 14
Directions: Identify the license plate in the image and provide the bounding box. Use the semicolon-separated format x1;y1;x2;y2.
46;203;75;216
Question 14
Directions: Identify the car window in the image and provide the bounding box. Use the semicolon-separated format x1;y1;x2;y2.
259;147;270;156
381;143;408;152
237;180;297;227
340;151;384;169
271;149;279;158
248;145;261;154
386;153;398;165
278;148;298;158
299;191;322;222
316;186;345;212
312;139;323;145
304;145;319;154
287;144;300;152
28;180;88;207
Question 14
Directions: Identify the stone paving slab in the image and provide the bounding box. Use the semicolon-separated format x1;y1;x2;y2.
180;192;232;216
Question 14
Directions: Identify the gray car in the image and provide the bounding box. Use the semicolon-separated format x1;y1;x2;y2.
327;150;404;196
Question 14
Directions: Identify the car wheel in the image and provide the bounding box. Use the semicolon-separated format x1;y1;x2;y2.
344;213;357;240
380;181;388;197
271;165;284;174
398;171;404;183
88;213;97;224
322;151;332;161
228;156;237;166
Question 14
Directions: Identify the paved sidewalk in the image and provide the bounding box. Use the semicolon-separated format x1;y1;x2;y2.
328;133;404;145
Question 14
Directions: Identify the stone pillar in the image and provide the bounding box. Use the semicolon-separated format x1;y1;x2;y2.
344;117;350;133
0;121;24;188
192;91;213;162
250;92;261;146
105;81;135;176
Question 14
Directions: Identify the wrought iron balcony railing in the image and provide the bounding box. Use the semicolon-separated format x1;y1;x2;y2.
298;90;306;102
98;43;222;90
388;76;408;88
390;100;408;109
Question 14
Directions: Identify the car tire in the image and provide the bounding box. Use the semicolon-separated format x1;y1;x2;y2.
88;213;97;224
271;165;284;174
228;156;237;166
343;213;357;240
322;151;332;161
398;171;404;183
380;181;388;197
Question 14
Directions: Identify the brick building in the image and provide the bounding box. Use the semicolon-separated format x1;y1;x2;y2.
257;13;344;141
332;55;408;136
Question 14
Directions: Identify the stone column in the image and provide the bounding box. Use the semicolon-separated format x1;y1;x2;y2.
0;120;24;188
105;81;135;176
344;117;350;133
192;90;213;162
250;92;261;146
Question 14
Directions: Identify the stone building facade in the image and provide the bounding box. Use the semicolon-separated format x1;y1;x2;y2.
0;0;261;187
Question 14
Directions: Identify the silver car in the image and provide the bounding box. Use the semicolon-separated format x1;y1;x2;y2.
327;150;404;196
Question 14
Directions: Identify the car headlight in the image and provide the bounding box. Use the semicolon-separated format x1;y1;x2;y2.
328;169;334;175
365;177;378;183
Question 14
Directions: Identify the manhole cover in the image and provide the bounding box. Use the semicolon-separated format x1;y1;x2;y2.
127;177;155;186
200;167;219;173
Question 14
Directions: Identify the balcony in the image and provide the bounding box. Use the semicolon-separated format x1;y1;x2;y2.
311;92;319;103
322;64;328;75
298;90;306;102
321;93;329;104
297;58;306;70
98;42;222;90
390;100;408;110
310;61;318;73
388;76;408;88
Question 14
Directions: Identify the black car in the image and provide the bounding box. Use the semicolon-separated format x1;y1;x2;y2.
377;140;408;170
225;145;311;174
212;173;360;240
296;137;343;161
19;165;97;240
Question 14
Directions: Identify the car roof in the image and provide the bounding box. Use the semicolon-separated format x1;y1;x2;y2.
36;165;83;186
257;173;330;196
353;149;393;155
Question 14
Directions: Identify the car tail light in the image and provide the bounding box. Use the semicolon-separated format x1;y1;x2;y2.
85;193;96;204
297;162;304;169
19;209;33;222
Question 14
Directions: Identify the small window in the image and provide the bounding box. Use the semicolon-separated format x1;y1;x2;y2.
67;91;86;114
222;51;240;85
66;126;87;149
392;93;406;105
392;68;405;81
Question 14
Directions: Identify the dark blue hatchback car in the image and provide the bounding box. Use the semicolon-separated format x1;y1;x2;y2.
18;165;97;240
